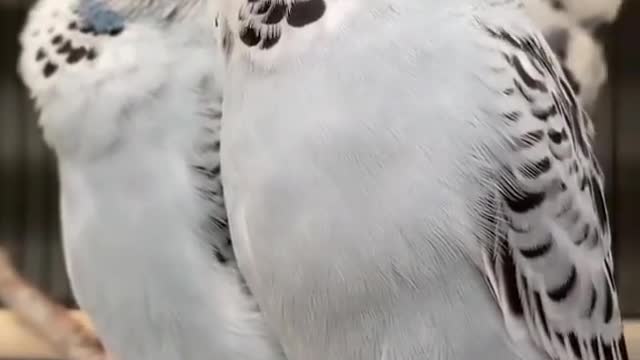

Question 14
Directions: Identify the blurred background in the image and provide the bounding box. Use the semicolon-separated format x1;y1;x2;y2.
0;0;637;358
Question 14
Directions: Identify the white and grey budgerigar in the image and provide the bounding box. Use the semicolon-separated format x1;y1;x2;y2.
18;0;284;359
218;0;629;359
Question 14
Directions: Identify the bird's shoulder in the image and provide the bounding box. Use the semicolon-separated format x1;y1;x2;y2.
471;9;628;360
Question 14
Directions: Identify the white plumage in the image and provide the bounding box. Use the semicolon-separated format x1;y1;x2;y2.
218;0;628;359
18;0;283;359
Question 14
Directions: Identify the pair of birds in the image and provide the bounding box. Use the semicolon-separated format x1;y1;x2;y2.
18;0;628;359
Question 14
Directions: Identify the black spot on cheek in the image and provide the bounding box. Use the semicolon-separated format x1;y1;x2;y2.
87;48;98;60
287;0;326;27
51;34;63;45
35;48;46;61
240;26;261;47
43;61;58;77
67;46;88;64
109;27;124;36
79;25;98;35
57;40;73;55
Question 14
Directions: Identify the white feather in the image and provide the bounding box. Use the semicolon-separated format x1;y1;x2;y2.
18;0;283;359
218;1;627;359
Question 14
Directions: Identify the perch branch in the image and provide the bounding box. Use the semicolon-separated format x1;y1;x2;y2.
0;246;108;360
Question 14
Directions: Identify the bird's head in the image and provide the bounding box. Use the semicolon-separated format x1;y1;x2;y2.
18;0;221;158
78;0;214;28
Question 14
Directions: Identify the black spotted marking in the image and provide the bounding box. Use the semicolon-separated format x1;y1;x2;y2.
35;48;46;61
287;0;326;27
567;332;582;359
51;34;63;45
547;265;577;301
254;1;271;15
504;186;545;213
237;0;325;52
87;48;98;60
57;40;73;54
264;2;287;24
503;88;515;96
548;128;567;144
79;24;98;35
43;61;58;77
68;21;78;30
67;46;88;64
109;27;124;36
520;236;552;258
532;104;557;121
484;24;594;174
519;157;551;179
240;26;260;46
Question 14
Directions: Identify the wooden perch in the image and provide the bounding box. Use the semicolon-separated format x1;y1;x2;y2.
0;246;108;360
0;245;639;359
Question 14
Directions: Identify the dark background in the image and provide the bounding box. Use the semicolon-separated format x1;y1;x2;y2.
0;1;637;316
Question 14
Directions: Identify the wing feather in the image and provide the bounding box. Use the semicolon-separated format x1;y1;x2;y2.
478;18;627;360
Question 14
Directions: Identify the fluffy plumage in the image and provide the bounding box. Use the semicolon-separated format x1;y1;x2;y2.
18;0;283;359
218;0;627;359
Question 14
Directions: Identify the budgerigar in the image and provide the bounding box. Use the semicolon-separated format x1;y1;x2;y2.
18;0;284;359
218;0;629;359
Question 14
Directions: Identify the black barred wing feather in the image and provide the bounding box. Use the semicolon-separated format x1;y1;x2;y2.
478;22;628;360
